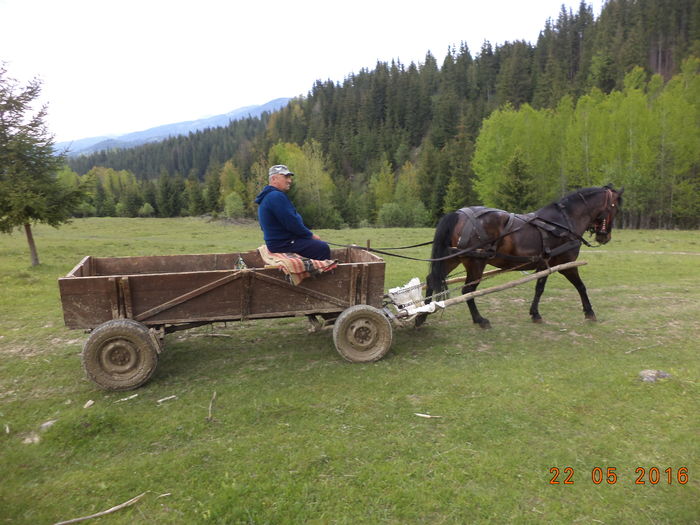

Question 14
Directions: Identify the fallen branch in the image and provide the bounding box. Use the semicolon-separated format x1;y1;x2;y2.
625;344;660;354
53;492;147;525
157;395;177;404
115;394;138;403
414;413;442;419
207;391;217;422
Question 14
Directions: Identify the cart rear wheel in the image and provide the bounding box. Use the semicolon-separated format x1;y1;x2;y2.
333;305;393;363
82;319;159;391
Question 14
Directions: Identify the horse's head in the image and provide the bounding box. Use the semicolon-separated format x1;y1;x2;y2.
587;185;624;244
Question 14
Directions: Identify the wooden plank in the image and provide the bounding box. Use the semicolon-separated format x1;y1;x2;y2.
142;308;345;326
93;253;242;276
423;268;509;290
134;271;244;322
366;263;385;308
241;271;253;320
108;277;121;319
58;275;121;328
253;272;349;308
359;263;368;304
435;261;587;310
66;255;90;278
119;277;134;319
348;265;358;306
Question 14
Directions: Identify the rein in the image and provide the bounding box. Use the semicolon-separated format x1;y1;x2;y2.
327;240;546;264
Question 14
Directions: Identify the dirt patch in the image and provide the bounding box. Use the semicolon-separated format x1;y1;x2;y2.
1;337;82;357
0;344;44;357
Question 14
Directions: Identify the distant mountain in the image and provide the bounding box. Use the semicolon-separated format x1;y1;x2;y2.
57;98;291;157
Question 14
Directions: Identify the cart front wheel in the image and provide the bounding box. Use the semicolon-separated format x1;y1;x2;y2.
82;319;159;390
333;305;393;363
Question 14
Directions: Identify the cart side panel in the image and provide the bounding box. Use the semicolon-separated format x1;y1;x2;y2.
124;262;385;325
248;268;351;315
58;251;386;330
93;253;243;275
129;265;369;325
59;276;119;329
127;271;244;324
364;262;386;308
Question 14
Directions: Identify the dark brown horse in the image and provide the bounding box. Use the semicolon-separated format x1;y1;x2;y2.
417;185;624;328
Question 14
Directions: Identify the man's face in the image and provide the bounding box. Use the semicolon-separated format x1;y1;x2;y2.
271;173;293;192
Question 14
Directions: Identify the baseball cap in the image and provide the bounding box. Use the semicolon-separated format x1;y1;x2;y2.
268;165;294;177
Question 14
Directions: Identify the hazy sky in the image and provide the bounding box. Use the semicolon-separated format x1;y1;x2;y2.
1;0;605;142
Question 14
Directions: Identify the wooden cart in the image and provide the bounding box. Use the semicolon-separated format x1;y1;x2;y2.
59;247;388;390
59;246;586;391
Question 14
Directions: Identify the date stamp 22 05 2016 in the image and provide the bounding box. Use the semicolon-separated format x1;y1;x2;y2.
549;466;689;485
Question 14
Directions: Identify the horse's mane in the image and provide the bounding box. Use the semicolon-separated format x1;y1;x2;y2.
542;184;621;213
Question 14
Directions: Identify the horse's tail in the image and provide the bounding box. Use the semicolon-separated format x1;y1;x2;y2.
426;211;460;296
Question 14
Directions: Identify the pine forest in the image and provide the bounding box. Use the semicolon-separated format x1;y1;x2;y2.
63;0;700;229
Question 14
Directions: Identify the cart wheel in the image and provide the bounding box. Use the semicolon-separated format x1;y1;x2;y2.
82;319;159;391
333;305;393;363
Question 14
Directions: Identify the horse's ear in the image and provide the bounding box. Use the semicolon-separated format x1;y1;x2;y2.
618;186;624;195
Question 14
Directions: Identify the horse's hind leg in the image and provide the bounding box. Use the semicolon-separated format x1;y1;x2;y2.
560;267;596;321
529;275;549;323
464;260;491;329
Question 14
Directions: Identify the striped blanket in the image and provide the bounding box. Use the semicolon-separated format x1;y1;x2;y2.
258;245;338;285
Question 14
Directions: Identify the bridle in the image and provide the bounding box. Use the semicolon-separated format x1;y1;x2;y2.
584;188;617;236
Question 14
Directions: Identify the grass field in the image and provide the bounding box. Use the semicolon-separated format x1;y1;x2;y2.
1;218;699;524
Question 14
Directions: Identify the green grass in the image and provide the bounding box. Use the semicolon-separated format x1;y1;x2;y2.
1;218;699;524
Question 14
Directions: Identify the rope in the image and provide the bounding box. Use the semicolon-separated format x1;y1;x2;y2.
329;240;544;264
326;240;434;251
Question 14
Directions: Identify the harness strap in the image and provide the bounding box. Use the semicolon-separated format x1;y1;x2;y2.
457;207;491;249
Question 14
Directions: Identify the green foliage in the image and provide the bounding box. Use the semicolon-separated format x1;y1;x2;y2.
185;174;206;217
495;148;537;212
156;173;185;218
443;175;469;211
473;104;557;208
219;160;246;205
377;200;430;227
474;62;700;226
368;155;395;219
203;164;223;213
137;202;155;217
269;141;342;229
0;65;84;265
223;191;245;219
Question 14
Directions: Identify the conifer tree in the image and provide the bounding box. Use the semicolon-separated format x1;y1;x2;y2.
497;148;536;212
0;65;83;265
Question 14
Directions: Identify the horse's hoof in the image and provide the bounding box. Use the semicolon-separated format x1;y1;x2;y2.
476;319;491;329
532;316;543;324
414;314;427;328
585;314;597;322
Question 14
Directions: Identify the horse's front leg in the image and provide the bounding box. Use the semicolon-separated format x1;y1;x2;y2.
464;260;491;329
529;275;548;323
415;259;458;328
560;267;596;321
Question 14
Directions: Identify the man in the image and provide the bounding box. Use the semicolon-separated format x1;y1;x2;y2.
254;164;331;260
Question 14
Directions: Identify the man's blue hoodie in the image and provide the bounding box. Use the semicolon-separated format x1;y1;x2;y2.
254;186;313;245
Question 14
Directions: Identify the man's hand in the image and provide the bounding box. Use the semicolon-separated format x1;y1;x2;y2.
312;234;322;241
